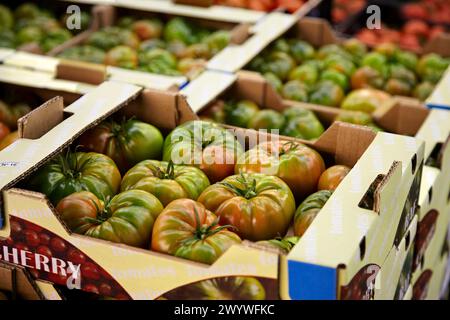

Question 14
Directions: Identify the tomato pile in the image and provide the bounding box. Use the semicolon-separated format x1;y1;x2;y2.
249;38;449;106
27;116;350;264
201;99;383;140
332;0;366;24
57;16;231;77
213;0;305;13
356;20;447;52
402;0;450;25
0;3;89;53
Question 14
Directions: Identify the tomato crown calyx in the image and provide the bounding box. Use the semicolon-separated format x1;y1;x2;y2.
58;149;91;179
151;161;177;180
86;196;110;224
190;207;236;242
280;141;301;155
220;174;258;199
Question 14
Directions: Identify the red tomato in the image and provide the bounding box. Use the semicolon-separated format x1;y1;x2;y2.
403;20;430;37
36;246;53;257
0;122;10;142
99;283;113;296
84;284;100;295
318;165;351;191
38;233;51;246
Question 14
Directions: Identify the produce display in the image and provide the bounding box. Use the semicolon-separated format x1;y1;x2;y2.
402;0;450;25
249;39;449;105
332;0;366;24
200;99;383;140
0;3;89;53
25;116;349;267
57;16;231;77
213;0;305;13
356;20;447;52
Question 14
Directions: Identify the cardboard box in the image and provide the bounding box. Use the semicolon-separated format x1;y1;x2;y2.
0;80;424;299
46;0;297;84
374;215;417;300
0;261;58;300
412;251;449;300
426;68;450;111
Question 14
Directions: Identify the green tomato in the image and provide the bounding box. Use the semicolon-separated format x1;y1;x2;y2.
317;44;352;61
282;80;309;102
257;236;300;254
335;110;373;126
14;3;42;20
224;100;260;128
281;108;324;140
105;46;138;69
324;55;356;77
320;69;349;91
139;48;178;69
289;64;319;85
362;52;388;78
289;39;315;63
389;64;417;87
413;82;435;101
0;30;15;48
16;26;43;46
272;38;290;53
203;30;231;56
163;17;194;45
0;5;14;31
417;54;449;84
341;88;391;113
248;110;285;131
262;51;296;81
294;190;332;236
29;151;122;205
121;160;210;206
264;72;283;93
309;81;345;107
58;45;106;64
384;78;412;96
40;28;72;52
395;50;418;71
87;27;139;51
248;56;266;72
342;38;367;59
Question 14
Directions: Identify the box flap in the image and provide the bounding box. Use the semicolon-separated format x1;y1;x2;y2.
426;67;450;110
0;48;15;62
107;66;187;90
208;12;298;72
415;108;450;160
114;0;265;23
3;52;59;74
0;65;95;95
180;70;237;113
0;81;142;190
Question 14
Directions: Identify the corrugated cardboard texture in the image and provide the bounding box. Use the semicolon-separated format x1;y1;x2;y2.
56;60;107;85
0;262;44;300
18;97;65;140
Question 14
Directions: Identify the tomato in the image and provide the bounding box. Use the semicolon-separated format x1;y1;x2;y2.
0;131;19;151
78;119;164;173
248;110;285;131
236;140;325;200
163;121;244;183
288;39;315;63
56;190;163;248
104;46;138;69
198;173;295;241
362;52;388;78
309;81;345;108
224;100;260;128
384;79;412;96
341;89;391;113
413;82;434;101
318;165;350;191
281;80;309;102
335;111;372;126
281;107;324;140
288;64;318;86
24;230;40;247
294;190;332;237
261;52;296;81
151;199;241;264
87;27;140;51
342;39;367;60
0;122;10;142
0;101;32;129
320;69;349;91
257;236;300;254
351;66;385;90
121;160;210;206
132;19;163;41
29;151;121;205
164;277;266;300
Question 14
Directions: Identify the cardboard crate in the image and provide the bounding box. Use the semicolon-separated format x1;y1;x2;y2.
426;68;450;111
0;261;62;300
374;215;418;300
49;2;298;83
0;81;424;299
412;251;449;300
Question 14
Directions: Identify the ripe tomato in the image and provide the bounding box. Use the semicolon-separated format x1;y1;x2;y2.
198;173;296;241
236;140;325;200
29;151;121;205
67;248;86;264
0;131;18;151
81;263;101;281
38;233;51;246
318;165;351;191
151;199;241;264
78;119;164;173
0;122;10;142
56;190;163;248
50;237;67;254
257;236;300;254
294;190;332;237
163;121;243;183
164;276;266;300
83;284;100;295
24;230;40;247
121;160;210;206
36;245;53;257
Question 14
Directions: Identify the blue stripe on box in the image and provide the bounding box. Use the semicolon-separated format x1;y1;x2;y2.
426;103;450;111
288;260;337;300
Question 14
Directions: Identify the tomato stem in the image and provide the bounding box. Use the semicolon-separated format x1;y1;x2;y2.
220;174;258;199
